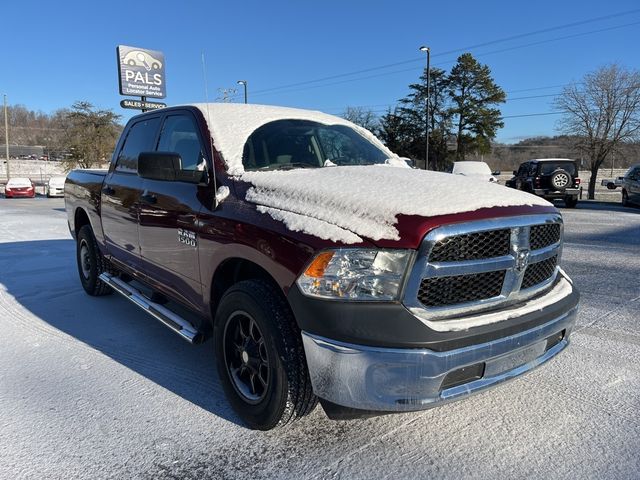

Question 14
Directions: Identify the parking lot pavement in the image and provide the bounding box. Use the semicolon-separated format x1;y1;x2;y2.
0;198;638;480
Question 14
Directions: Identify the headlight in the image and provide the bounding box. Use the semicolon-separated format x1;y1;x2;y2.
296;249;413;301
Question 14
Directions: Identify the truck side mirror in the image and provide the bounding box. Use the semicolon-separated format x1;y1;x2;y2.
492;170;501;176
137;152;182;181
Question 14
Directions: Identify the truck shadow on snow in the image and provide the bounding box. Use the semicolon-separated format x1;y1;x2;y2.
0;238;243;426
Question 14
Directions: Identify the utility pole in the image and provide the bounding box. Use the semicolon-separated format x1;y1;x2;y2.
419;46;430;170
3;94;9;179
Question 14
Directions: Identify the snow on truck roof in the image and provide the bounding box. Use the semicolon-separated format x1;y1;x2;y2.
190;103;394;175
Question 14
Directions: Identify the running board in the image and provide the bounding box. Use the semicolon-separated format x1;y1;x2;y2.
99;273;203;344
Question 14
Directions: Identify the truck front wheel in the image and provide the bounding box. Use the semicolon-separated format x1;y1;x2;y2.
214;280;317;430
76;225;113;296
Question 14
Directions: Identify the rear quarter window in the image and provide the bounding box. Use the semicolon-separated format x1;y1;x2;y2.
115;117;161;174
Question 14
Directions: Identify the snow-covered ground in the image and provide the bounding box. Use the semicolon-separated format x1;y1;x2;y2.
0;198;638;479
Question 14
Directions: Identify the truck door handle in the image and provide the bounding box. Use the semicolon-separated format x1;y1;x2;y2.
140;193;157;204
102;186;115;196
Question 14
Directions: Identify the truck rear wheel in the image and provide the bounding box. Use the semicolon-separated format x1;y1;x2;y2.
214;280;317;430
76;225;113;296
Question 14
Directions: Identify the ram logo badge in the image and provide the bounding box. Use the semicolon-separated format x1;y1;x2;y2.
178;228;197;247
515;249;530;272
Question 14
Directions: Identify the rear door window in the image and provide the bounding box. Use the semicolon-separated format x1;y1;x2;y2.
115;117;161;173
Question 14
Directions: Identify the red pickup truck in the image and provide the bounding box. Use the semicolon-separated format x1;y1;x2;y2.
65;104;579;430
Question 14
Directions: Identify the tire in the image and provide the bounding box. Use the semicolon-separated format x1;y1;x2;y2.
550;170;571;191
622;190;629;207
564;195;578;208
214;279;317;430
76;225;113;296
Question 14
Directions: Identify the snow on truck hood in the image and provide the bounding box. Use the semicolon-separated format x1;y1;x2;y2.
241;166;552;244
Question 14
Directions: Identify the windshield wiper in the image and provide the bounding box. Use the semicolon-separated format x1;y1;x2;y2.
258;163;318;171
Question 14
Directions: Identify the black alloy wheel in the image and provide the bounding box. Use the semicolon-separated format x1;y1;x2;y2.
76;225;113;296
223;311;270;404
214;279;317;430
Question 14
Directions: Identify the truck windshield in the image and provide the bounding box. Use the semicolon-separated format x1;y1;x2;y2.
242;120;389;170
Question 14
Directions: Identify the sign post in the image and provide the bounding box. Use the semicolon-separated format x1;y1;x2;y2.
117;45;167;111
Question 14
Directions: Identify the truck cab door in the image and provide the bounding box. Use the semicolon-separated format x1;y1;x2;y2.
137;112;208;311
101;116;161;270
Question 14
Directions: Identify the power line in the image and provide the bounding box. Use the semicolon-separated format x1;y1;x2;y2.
328;93;562;114
236;9;640;97
501;111;565;119
236;19;640;102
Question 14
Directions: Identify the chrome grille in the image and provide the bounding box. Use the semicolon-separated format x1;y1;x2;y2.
522;255;558;290
403;214;563;321
418;270;506;307
429;229;510;262
530;224;561;250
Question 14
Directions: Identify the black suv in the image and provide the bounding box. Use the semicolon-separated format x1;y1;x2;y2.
507;159;581;208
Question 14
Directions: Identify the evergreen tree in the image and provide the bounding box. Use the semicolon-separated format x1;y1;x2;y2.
399;67;452;169
63;102;122;170
447;53;506;160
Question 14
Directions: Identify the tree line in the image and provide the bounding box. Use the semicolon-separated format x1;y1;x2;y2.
1;102;122;170
343;58;640;199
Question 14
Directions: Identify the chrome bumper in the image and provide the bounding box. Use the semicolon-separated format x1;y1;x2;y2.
302;305;577;412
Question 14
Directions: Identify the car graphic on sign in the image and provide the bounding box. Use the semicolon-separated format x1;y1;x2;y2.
122;50;163;71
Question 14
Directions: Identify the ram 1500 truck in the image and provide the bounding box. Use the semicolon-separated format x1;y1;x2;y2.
65;104;579;430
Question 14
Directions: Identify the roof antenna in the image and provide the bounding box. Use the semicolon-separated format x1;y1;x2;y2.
201;51;225;205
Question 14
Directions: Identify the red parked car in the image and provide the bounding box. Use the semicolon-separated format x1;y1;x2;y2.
4;177;36;198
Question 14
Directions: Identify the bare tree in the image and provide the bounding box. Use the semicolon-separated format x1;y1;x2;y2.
555;64;640;198
341;106;378;132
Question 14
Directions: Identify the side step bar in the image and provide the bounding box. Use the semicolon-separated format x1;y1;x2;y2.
99;273;203;344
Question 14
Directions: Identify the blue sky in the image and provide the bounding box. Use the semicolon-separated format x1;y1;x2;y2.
1;0;639;142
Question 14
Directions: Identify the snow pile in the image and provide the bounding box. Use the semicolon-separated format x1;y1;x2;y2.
6;178;32;188
383;157;411;168
257;206;363;244
242;166;551;243
191;103;394;175
215;186;230;203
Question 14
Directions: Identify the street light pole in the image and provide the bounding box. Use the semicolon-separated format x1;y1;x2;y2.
237;80;248;104
419;46;430;170
3;94;9;179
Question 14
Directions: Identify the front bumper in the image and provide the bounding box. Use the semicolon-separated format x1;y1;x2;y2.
5;191;34;198
302;301;577;412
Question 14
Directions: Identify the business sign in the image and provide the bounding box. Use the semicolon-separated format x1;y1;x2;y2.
120;99;167;110
117;45;166;99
